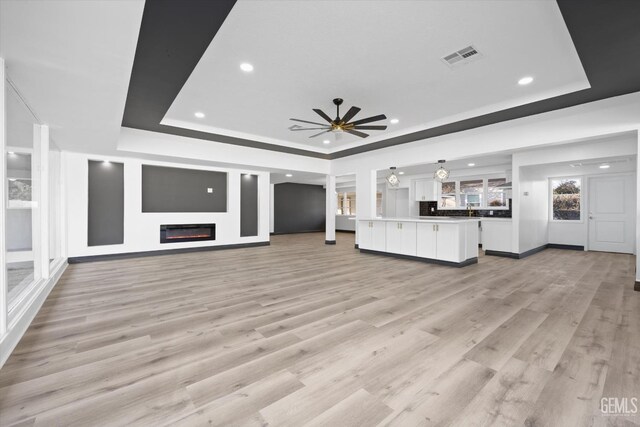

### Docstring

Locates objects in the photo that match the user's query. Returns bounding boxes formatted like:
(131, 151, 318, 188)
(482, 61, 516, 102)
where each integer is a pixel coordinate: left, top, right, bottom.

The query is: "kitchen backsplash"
(419, 199, 512, 218)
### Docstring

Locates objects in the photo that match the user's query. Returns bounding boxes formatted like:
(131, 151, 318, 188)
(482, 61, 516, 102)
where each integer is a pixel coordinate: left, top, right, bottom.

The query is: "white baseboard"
(0, 258, 67, 369)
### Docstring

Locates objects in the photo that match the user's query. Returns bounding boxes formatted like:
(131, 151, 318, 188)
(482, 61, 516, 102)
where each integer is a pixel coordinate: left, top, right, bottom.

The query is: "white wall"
(119, 127, 330, 175)
(65, 151, 270, 257)
(514, 134, 637, 250)
(269, 183, 275, 233)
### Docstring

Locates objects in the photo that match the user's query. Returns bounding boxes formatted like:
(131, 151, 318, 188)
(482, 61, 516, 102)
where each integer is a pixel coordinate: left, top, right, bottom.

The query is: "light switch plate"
(207, 188, 213, 193)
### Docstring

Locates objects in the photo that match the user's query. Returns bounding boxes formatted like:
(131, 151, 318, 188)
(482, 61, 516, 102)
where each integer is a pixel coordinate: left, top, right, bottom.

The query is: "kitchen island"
(358, 217, 479, 267)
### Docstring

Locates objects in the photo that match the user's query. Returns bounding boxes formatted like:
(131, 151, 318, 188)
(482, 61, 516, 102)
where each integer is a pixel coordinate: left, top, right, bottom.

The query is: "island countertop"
(360, 216, 480, 223)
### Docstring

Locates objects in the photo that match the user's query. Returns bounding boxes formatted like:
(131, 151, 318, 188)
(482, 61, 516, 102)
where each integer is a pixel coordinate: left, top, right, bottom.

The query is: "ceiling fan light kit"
(289, 98, 387, 140)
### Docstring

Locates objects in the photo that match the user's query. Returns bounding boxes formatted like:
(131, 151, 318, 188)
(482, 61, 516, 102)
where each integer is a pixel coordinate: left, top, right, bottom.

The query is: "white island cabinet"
(358, 218, 479, 267)
(385, 221, 417, 256)
(358, 220, 386, 252)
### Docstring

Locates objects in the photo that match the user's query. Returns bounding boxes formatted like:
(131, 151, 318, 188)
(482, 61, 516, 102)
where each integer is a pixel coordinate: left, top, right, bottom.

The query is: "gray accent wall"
(274, 183, 325, 234)
(240, 174, 258, 237)
(88, 160, 124, 246)
(141, 165, 227, 213)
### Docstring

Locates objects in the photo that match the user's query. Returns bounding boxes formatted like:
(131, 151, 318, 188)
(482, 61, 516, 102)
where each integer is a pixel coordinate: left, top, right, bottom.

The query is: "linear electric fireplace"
(160, 224, 216, 244)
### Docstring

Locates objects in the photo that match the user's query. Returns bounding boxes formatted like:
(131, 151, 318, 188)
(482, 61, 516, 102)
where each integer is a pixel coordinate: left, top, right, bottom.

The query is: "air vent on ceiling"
(442, 45, 482, 68)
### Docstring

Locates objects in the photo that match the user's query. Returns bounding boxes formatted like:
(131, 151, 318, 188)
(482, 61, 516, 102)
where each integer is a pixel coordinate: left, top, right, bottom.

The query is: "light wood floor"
(1, 232, 638, 426)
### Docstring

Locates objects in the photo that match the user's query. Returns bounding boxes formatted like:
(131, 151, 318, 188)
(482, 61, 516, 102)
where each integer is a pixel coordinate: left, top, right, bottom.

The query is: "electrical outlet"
(489, 210, 493, 215)
(207, 188, 213, 193)
(430, 207, 435, 212)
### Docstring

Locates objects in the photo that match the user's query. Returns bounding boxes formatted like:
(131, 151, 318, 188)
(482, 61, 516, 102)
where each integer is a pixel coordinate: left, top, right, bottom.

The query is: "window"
(336, 191, 382, 216)
(460, 180, 483, 208)
(438, 176, 509, 209)
(551, 178, 581, 220)
(337, 192, 356, 215)
(440, 181, 456, 208)
(487, 178, 507, 207)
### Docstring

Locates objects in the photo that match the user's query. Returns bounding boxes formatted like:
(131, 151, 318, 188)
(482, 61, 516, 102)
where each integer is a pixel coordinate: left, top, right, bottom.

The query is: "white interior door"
(588, 174, 635, 254)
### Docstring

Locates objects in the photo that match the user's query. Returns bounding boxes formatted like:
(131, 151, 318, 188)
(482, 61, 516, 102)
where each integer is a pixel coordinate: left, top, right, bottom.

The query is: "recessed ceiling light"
(9, 178, 16, 182)
(323, 140, 330, 144)
(285, 173, 293, 177)
(8, 151, 15, 155)
(467, 163, 475, 167)
(599, 164, 610, 169)
(518, 76, 534, 85)
(194, 112, 205, 119)
(103, 160, 111, 165)
(240, 63, 254, 72)
(398, 171, 405, 175)
(390, 118, 399, 124)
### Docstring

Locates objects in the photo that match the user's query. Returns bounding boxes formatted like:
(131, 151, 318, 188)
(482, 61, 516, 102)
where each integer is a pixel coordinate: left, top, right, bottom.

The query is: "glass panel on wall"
(5, 81, 39, 311)
(551, 178, 581, 220)
(460, 179, 483, 208)
(440, 181, 456, 208)
(487, 178, 508, 207)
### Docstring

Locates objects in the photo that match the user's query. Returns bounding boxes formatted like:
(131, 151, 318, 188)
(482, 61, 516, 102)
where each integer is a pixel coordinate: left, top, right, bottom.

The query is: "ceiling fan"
(289, 98, 387, 139)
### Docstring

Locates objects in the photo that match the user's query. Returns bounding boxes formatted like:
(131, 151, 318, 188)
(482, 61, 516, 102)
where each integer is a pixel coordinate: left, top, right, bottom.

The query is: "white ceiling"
(164, 0, 588, 154)
(0, 0, 144, 153)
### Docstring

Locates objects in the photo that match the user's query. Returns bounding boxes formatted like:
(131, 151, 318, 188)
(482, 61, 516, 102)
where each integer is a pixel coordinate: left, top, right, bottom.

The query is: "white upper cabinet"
(414, 179, 437, 202)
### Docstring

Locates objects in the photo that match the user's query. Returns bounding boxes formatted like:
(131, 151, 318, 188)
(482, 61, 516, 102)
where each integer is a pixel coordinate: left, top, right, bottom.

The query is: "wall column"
(635, 129, 640, 290)
(355, 168, 377, 246)
(325, 175, 336, 244)
(0, 58, 7, 335)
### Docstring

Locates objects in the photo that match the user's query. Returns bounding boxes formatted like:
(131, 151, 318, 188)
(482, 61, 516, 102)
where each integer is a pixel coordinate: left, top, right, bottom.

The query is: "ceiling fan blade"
(345, 129, 369, 138)
(313, 108, 334, 124)
(289, 127, 331, 131)
(349, 114, 387, 126)
(340, 106, 361, 124)
(352, 125, 387, 130)
(309, 129, 332, 138)
(289, 118, 328, 126)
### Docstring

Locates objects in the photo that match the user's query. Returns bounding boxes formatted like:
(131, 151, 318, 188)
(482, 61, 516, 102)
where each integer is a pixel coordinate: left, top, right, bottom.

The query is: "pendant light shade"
(386, 167, 400, 187)
(434, 160, 450, 182)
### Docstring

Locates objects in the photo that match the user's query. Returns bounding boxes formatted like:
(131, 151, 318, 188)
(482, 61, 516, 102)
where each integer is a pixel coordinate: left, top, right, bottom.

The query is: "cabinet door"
(416, 223, 437, 259)
(358, 221, 372, 250)
(385, 222, 402, 254)
(400, 221, 417, 256)
(423, 180, 436, 201)
(414, 180, 426, 201)
(371, 221, 387, 251)
(436, 223, 462, 262)
(482, 222, 513, 253)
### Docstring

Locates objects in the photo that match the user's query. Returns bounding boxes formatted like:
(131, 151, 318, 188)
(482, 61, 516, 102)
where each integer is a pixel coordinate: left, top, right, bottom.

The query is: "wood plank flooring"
(0, 232, 638, 426)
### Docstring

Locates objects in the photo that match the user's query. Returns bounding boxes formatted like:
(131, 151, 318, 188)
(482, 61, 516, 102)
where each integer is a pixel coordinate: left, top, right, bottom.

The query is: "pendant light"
(433, 160, 450, 182)
(386, 167, 400, 187)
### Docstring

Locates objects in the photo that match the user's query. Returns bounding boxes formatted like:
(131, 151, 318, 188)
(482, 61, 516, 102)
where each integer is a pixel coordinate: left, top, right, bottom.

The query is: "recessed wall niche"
(141, 165, 227, 213)
(88, 160, 124, 246)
